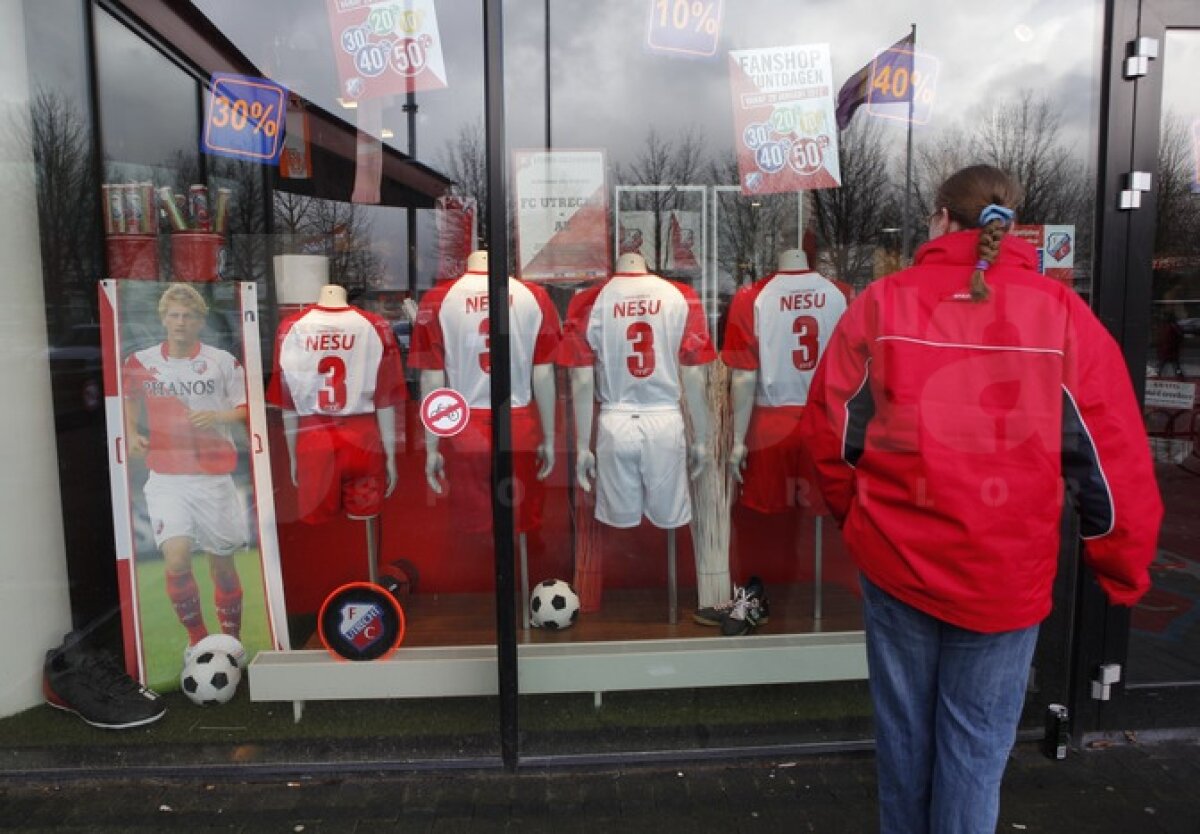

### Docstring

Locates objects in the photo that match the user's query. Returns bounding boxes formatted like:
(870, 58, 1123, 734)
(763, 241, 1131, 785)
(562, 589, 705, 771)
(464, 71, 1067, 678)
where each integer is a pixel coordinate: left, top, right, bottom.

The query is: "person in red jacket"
(801, 165, 1162, 834)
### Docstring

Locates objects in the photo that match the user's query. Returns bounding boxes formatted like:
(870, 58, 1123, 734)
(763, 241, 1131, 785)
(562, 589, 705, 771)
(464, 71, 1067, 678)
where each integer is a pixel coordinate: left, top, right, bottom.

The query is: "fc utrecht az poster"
(514, 150, 609, 282)
(728, 44, 842, 195)
(327, 0, 448, 102)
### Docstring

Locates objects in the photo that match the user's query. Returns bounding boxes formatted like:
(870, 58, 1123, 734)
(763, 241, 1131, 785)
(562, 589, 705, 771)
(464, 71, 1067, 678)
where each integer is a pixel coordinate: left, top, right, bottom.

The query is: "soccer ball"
(180, 649, 242, 706)
(530, 579, 580, 630)
(186, 633, 246, 668)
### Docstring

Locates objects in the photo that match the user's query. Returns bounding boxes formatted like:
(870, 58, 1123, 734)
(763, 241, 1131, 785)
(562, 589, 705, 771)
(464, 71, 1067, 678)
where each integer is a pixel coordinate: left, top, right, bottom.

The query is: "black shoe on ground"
(43, 634, 166, 730)
(694, 576, 771, 627)
(720, 577, 770, 636)
(693, 596, 737, 626)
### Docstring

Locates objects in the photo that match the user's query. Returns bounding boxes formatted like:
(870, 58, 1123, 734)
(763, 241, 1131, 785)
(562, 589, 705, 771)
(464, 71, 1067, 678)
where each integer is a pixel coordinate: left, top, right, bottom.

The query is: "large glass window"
(487, 0, 1108, 754)
(2, 0, 1118, 768)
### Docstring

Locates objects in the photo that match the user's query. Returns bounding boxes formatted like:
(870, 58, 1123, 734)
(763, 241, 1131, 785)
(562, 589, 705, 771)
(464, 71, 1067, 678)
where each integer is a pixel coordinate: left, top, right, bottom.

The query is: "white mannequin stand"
(281, 283, 398, 583)
(729, 248, 823, 619)
(420, 250, 557, 628)
(572, 252, 710, 624)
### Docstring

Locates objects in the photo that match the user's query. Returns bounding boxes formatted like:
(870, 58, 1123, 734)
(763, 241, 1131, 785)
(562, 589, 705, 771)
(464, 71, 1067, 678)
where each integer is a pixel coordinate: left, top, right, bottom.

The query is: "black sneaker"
(43, 634, 166, 730)
(693, 595, 737, 626)
(695, 577, 770, 627)
(720, 578, 770, 636)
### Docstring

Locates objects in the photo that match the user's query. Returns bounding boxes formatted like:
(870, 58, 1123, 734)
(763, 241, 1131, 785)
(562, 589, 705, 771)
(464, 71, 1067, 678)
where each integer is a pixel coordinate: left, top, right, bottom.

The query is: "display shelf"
(248, 582, 868, 720)
(248, 632, 867, 722)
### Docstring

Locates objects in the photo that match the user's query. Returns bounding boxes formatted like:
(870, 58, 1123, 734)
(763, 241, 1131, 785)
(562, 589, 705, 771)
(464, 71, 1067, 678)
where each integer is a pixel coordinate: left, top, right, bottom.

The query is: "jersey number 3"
(626, 322, 656, 378)
(478, 318, 491, 373)
(317, 355, 347, 411)
(792, 315, 819, 371)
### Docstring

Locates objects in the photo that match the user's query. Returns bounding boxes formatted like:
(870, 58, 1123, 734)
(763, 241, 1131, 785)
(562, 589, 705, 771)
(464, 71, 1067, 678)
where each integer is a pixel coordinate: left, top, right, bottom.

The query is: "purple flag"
(835, 32, 915, 131)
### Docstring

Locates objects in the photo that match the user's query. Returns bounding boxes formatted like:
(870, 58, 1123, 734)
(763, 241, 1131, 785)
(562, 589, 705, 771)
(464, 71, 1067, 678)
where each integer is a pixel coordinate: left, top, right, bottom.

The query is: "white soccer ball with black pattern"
(530, 579, 580, 630)
(180, 649, 242, 706)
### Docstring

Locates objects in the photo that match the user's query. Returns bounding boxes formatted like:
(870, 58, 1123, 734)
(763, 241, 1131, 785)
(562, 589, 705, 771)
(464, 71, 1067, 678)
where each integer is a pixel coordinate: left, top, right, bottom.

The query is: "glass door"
(1082, 0, 1200, 732)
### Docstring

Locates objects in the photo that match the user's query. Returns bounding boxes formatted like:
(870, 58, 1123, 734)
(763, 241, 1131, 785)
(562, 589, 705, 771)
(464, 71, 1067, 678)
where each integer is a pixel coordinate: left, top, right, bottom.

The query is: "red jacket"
(801, 230, 1162, 632)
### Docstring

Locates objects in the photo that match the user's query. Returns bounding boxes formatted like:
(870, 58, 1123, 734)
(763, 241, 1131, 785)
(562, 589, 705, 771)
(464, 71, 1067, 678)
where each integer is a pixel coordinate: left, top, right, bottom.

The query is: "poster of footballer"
(728, 44, 842, 195)
(326, 0, 448, 102)
(100, 280, 288, 692)
(514, 149, 610, 282)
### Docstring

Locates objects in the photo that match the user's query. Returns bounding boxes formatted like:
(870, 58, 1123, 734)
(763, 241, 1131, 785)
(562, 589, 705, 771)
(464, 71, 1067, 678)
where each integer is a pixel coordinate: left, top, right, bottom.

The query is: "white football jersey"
(561, 273, 715, 409)
(721, 271, 850, 407)
(123, 342, 246, 474)
(409, 272, 561, 409)
(269, 305, 404, 417)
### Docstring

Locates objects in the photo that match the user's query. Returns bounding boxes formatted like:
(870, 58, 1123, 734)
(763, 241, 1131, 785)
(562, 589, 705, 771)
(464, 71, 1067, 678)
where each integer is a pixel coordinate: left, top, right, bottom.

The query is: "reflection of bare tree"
(813, 116, 898, 288)
(22, 90, 102, 337)
(710, 157, 796, 290)
(439, 120, 488, 246)
(272, 192, 384, 294)
(971, 92, 1090, 225)
(615, 127, 708, 272)
(914, 91, 1092, 255)
(1155, 111, 1200, 258)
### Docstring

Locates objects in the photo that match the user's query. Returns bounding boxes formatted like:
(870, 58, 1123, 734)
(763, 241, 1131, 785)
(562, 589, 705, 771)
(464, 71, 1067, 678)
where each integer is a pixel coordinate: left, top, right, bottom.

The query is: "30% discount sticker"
(202, 73, 287, 164)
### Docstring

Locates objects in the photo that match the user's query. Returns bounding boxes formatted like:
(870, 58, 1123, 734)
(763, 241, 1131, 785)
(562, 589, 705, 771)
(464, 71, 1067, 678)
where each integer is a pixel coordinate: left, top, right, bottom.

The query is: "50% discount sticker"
(202, 73, 287, 164)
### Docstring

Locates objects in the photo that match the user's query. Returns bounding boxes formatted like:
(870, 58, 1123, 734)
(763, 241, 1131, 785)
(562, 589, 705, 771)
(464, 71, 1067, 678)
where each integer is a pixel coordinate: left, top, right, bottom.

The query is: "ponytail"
(934, 165, 1022, 304)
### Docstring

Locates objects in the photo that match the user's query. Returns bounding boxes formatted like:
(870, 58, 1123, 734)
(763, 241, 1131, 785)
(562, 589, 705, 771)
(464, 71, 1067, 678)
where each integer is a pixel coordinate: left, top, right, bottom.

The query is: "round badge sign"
(318, 582, 406, 662)
(420, 387, 469, 438)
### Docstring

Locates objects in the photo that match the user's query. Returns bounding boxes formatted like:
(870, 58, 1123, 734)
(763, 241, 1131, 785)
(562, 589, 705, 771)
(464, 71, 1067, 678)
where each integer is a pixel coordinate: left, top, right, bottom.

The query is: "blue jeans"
(860, 575, 1039, 834)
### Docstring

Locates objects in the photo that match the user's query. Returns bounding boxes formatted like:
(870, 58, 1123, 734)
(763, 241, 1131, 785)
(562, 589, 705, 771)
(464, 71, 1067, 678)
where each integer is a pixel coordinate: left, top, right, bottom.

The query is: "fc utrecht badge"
(340, 602, 385, 650)
(318, 582, 405, 661)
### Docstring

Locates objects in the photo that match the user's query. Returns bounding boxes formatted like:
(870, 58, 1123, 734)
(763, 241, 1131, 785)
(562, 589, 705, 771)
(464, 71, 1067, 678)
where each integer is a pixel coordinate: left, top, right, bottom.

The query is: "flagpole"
(902, 22, 916, 263)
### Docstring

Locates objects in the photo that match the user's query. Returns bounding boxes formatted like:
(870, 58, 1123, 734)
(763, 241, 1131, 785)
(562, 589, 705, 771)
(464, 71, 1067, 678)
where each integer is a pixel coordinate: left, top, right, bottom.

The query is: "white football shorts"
(143, 472, 248, 556)
(594, 407, 691, 529)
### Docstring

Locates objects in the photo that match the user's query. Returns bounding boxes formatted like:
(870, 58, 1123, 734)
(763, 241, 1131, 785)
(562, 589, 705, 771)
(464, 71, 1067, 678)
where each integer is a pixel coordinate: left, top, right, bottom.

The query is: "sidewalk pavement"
(0, 737, 1196, 833)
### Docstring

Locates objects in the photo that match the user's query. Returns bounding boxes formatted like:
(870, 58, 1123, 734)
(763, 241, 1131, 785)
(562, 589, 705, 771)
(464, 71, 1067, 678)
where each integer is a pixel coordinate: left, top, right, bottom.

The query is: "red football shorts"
(738, 405, 826, 515)
(443, 405, 545, 534)
(295, 414, 386, 524)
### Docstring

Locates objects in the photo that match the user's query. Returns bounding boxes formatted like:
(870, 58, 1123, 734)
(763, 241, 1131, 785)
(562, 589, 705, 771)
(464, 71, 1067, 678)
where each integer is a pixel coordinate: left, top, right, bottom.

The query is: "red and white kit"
(559, 272, 716, 528)
(267, 305, 406, 523)
(722, 270, 852, 513)
(408, 270, 561, 533)
(123, 342, 248, 553)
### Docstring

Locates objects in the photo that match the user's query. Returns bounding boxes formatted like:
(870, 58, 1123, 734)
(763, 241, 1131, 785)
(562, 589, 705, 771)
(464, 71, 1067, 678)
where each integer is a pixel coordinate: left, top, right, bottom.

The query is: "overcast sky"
(187, 0, 1106, 175)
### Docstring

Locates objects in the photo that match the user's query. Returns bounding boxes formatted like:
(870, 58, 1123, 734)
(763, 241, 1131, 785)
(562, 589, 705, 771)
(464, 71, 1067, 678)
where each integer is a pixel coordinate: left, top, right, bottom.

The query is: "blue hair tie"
(978, 204, 1014, 227)
(974, 260, 991, 272)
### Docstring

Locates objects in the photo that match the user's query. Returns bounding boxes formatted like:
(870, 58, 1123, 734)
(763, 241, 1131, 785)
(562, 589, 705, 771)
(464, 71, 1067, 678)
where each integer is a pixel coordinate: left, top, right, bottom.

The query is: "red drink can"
(139, 182, 157, 234)
(188, 185, 211, 232)
(213, 187, 232, 237)
(158, 187, 188, 232)
(101, 184, 117, 235)
(124, 184, 145, 235)
(106, 183, 126, 234)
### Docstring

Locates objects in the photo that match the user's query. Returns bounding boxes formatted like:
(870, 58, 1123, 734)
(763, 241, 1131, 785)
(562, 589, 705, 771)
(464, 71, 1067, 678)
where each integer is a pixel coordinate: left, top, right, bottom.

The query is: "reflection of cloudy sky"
(189, 0, 1103, 175)
(1163, 32, 1200, 125)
